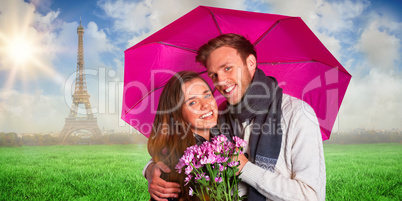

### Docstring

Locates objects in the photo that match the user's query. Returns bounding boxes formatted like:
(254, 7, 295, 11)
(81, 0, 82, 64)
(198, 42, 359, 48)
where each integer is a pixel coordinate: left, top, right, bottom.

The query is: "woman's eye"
(189, 101, 196, 106)
(205, 94, 211, 98)
(210, 74, 217, 79)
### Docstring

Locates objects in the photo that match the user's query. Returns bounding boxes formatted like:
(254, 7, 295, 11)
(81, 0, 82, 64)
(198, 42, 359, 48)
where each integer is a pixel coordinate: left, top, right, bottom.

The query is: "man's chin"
(226, 96, 241, 105)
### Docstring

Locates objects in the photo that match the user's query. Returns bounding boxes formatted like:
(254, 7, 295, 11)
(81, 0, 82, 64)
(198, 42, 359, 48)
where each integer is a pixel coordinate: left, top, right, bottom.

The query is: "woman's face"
(181, 78, 218, 133)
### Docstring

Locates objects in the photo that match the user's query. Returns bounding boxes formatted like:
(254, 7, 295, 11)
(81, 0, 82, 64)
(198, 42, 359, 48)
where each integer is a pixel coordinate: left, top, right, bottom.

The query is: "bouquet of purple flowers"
(175, 135, 247, 201)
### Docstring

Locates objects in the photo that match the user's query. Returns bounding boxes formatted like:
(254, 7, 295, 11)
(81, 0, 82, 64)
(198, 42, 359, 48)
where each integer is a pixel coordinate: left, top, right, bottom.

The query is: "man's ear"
(246, 54, 257, 73)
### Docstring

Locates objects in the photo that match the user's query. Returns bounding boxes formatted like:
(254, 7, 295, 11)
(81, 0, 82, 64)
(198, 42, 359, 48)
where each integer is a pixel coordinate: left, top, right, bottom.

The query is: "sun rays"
(0, 1, 64, 93)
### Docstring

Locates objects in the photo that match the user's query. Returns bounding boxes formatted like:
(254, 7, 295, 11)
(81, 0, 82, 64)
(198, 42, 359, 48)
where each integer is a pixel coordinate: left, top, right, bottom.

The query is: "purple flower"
(228, 161, 239, 167)
(195, 172, 206, 181)
(185, 164, 193, 175)
(212, 135, 228, 145)
(189, 187, 194, 196)
(200, 153, 218, 164)
(193, 161, 202, 169)
(175, 160, 186, 173)
(216, 155, 229, 163)
(175, 133, 244, 199)
(233, 136, 247, 148)
(184, 175, 192, 186)
(215, 177, 223, 183)
(219, 164, 225, 172)
(213, 143, 223, 153)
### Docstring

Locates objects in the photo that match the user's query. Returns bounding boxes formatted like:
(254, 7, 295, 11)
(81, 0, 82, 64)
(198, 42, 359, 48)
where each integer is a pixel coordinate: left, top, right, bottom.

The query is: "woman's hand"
(146, 161, 181, 201)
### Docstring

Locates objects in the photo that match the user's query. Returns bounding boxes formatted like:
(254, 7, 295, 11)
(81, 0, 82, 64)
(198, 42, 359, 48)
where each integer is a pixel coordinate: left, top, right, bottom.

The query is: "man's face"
(206, 46, 254, 105)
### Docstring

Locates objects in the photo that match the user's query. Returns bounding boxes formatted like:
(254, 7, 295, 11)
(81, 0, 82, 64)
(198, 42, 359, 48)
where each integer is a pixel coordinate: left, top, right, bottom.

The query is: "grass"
(324, 143, 401, 201)
(0, 143, 400, 200)
(0, 145, 150, 200)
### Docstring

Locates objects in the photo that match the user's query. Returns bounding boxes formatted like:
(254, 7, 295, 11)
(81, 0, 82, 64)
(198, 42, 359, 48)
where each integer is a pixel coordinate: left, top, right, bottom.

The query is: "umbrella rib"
(258, 60, 351, 76)
(257, 60, 318, 65)
(206, 7, 222, 34)
(253, 17, 296, 46)
(157, 42, 198, 53)
(123, 71, 209, 116)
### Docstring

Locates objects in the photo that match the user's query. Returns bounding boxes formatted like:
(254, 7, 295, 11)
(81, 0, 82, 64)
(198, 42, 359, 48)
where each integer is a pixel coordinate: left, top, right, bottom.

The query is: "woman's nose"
(200, 99, 210, 110)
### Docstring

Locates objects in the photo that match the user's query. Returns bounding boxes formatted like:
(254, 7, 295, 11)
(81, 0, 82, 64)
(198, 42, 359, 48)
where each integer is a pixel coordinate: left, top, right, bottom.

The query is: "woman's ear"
(246, 54, 257, 73)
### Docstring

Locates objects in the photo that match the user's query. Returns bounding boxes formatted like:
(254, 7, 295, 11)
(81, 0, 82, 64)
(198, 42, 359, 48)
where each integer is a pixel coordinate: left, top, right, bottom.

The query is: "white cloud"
(355, 17, 401, 71)
(315, 32, 342, 61)
(98, 0, 246, 48)
(0, 0, 58, 74)
(341, 10, 402, 130)
(0, 89, 69, 132)
(98, 0, 153, 34)
(261, 0, 369, 33)
(254, 0, 367, 63)
(340, 68, 402, 130)
(29, 0, 53, 13)
(84, 21, 117, 67)
(315, 0, 368, 33)
(52, 21, 78, 60)
(260, 0, 318, 27)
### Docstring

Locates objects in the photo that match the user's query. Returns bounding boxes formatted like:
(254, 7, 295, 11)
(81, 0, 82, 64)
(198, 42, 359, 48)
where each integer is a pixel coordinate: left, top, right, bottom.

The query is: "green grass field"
(0, 143, 400, 200)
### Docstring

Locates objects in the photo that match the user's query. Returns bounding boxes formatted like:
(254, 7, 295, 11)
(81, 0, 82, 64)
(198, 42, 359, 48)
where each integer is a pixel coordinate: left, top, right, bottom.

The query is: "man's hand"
(231, 151, 249, 175)
(146, 161, 181, 201)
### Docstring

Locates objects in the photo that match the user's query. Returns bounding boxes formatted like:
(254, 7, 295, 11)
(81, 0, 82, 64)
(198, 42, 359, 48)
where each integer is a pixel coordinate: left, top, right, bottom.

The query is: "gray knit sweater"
(238, 93, 326, 201)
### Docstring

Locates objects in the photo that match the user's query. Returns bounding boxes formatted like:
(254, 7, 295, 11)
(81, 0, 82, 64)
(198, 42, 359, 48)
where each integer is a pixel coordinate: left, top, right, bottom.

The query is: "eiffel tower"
(59, 19, 102, 144)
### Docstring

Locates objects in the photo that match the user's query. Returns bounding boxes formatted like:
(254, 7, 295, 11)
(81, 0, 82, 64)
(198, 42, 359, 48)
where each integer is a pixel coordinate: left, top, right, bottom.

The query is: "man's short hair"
(196, 33, 257, 67)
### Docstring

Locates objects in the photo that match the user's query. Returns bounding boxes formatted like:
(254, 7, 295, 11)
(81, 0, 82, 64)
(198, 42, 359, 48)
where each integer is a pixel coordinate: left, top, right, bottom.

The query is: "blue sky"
(0, 0, 401, 133)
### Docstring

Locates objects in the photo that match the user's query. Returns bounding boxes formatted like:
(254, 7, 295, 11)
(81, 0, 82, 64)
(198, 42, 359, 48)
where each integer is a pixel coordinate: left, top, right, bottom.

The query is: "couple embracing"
(144, 34, 326, 201)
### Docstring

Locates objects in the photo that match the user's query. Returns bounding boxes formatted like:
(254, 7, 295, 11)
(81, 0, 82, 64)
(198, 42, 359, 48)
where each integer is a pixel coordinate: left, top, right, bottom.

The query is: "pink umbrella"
(122, 6, 351, 140)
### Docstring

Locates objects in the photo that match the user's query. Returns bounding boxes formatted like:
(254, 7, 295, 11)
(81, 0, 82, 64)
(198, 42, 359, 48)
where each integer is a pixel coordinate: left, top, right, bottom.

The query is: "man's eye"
(225, 67, 231, 71)
(210, 74, 217, 79)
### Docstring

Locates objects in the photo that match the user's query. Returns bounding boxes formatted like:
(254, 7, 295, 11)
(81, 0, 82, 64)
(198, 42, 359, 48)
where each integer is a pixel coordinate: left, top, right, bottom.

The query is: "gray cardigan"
(238, 93, 326, 201)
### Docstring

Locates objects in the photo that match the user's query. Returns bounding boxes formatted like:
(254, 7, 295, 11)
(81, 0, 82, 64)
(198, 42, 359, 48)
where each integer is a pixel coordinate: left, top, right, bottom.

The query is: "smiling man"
(197, 33, 325, 201)
(204, 45, 254, 106)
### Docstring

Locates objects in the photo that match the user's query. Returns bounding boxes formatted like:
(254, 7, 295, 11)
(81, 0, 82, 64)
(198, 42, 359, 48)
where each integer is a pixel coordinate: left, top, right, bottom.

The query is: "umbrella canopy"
(122, 6, 351, 140)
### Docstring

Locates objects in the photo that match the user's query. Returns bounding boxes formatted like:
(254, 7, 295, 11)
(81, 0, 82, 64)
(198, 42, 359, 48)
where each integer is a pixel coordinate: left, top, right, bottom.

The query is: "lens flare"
(0, 3, 64, 93)
(4, 35, 36, 68)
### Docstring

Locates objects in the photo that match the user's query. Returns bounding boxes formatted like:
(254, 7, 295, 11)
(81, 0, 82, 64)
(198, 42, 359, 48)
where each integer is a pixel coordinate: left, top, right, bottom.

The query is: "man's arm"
(143, 159, 181, 201)
(238, 103, 326, 201)
(142, 159, 154, 177)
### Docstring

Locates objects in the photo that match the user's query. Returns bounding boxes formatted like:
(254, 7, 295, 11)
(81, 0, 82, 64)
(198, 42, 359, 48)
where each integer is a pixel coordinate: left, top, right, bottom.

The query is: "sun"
(0, 0, 67, 92)
(0, 30, 64, 92)
(5, 35, 35, 67)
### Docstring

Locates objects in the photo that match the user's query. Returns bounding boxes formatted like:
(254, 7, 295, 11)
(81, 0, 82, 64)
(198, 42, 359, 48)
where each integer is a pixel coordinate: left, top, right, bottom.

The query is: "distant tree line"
(1, 130, 401, 146)
(0, 132, 149, 146)
(324, 130, 402, 144)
